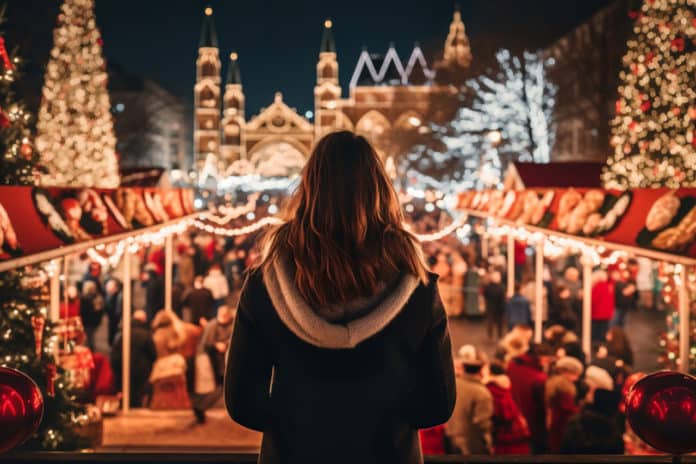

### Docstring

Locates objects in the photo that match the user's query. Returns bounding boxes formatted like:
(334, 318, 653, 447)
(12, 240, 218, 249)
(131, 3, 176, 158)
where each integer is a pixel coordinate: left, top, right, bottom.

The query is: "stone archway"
(248, 140, 307, 177)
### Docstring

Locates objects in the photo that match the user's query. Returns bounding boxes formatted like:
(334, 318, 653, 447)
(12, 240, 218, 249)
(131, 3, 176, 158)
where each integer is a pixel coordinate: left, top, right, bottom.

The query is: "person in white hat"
(445, 345, 493, 455)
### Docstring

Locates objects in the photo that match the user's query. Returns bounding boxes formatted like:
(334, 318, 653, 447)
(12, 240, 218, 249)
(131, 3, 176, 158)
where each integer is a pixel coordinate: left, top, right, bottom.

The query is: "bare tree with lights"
(602, 0, 696, 189)
(402, 49, 555, 191)
(36, 0, 119, 188)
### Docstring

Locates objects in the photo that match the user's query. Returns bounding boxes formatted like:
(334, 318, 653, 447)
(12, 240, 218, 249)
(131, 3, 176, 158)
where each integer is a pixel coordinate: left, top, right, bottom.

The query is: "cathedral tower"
(221, 51, 246, 167)
(194, 6, 222, 170)
(314, 19, 342, 138)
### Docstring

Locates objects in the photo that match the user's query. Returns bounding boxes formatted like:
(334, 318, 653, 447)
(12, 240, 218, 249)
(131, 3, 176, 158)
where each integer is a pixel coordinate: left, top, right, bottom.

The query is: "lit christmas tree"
(36, 0, 119, 188)
(0, 268, 87, 450)
(602, 0, 696, 189)
(0, 6, 40, 185)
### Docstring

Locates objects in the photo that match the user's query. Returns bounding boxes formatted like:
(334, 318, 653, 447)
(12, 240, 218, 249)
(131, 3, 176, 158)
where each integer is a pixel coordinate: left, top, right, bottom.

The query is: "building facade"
(542, 0, 635, 162)
(193, 7, 472, 177)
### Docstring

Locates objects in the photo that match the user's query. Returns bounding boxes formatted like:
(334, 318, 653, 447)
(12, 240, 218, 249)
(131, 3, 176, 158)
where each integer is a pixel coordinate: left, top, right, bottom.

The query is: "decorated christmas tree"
(602, 0, 696, 189)
(0, 5, 40, 185)
(0, 268, 87, 450)
(36, 0, 119, 188)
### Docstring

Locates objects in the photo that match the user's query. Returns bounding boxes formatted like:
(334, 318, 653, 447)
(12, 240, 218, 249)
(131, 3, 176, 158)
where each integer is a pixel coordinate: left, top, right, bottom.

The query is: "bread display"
(79, 189, 109, 235)
(517, 191, 540, 224)
(646, 192, 680, 232)
(557, 189, 583, 231)
(560, 190, 606, 235)
(531, 190, 555, 225)
(499, 191, 517, 217)
(596, 193, 631, 234)
(652, 205, 696, 251)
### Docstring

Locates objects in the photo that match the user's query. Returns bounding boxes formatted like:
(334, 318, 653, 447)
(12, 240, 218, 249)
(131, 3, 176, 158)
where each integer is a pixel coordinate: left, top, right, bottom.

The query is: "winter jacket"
(486, 375, 530, 455)
(545, 374, 579, 453)
(505, 294, 532, 329)
(591, 280, 615, 321)
(181, 287, 215, 323)
(111, 320, 157, 406)
(614, 279, 638, 310)
(224, 255, 455, 464)
(446, 373, 493, 455)
(507, 354, 547, 453)
(483, 282, 506, 316)
(560, 401, 624, 454)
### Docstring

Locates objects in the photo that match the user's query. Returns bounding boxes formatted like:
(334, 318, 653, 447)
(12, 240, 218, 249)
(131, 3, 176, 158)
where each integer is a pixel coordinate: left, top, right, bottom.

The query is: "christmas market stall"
(0, 185, 199, 449)
(458, 187, 696, 373)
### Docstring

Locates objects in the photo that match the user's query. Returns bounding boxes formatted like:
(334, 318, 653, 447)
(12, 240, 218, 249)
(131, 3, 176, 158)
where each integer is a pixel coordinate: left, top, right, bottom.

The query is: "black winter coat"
(225, 263, 455, 464)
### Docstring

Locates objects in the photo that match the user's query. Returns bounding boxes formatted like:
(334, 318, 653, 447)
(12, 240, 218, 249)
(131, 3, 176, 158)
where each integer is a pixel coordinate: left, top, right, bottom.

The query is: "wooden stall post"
(49, 259, 61, 322)
(164, 234, 173, 313)
(534, 237, 545, 344)
(481, 231, 489, 262)
(122, 250, 132, 414)
(582, 256, 593, 359)
(507, 234, 515, 298)
(679, 265, 690, 374)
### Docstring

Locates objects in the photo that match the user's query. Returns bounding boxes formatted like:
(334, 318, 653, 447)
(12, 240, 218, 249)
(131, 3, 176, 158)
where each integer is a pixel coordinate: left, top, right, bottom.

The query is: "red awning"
(507, 162, 603, 189)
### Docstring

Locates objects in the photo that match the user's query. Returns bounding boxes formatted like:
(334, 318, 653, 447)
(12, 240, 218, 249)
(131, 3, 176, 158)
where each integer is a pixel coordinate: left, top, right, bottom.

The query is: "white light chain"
(191, 216, 283, 237)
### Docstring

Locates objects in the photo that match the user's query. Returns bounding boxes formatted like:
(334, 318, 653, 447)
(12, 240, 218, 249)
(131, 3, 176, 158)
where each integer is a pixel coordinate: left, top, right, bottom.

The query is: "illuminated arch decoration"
(248, 138, 308, 178)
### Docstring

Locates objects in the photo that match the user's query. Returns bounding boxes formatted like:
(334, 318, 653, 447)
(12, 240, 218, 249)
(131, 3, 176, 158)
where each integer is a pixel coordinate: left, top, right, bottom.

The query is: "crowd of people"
(58, 203, 662, 453)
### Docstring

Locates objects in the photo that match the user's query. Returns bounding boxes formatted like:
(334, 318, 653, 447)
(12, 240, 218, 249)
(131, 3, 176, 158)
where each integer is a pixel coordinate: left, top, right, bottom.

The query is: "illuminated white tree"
(36, 0, 119, 188)
(602, 0, 696, 189)
(402, 49, 555, 191)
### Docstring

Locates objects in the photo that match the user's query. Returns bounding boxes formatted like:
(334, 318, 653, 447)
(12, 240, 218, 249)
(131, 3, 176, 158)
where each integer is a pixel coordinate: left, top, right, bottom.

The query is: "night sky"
(7, 0, 616, 117)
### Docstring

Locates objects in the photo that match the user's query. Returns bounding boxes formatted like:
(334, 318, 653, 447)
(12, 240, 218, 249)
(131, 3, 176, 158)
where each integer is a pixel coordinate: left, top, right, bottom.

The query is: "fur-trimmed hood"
(262, 253, 419, 349)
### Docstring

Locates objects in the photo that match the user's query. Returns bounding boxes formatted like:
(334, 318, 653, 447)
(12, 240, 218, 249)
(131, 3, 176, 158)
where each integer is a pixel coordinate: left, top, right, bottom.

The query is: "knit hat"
(585, 365, 614, 391)
(457, 344, 486, 367)
(556, 356, 583, 376)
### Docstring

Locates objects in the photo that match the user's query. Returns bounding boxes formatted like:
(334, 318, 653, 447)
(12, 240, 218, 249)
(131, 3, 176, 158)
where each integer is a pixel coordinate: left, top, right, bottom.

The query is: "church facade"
(193, 6, 472, 177)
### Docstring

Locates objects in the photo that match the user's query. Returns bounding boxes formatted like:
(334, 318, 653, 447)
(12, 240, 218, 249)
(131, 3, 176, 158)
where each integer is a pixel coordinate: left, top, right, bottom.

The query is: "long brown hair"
(259, 131, 428, 308)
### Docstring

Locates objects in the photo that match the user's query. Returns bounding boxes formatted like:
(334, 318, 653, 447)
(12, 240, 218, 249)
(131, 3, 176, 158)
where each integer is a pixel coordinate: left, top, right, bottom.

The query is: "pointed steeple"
(442, 4, 472, 68)
(199, 6, 218, 48)
(226, 51, 242, 85)
(320, 19, 336, 53)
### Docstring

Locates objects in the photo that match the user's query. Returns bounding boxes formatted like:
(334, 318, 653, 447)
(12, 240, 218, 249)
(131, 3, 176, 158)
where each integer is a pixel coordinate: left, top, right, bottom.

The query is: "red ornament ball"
(626, 371, 696, 454)
(0, 367, 44, 453)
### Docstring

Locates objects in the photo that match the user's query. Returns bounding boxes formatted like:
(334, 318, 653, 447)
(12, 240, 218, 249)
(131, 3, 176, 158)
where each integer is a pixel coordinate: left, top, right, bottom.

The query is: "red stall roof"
(505, 162, 604, 189)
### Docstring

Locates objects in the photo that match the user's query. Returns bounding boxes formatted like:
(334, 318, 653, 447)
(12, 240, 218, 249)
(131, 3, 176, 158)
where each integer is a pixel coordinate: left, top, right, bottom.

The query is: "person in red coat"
(507, 344, 548, 454)
(591, 269, 615, 343)
(514, 240, 527, 282)
(486, 362, 531, 454)
(545, 356, 583, 453)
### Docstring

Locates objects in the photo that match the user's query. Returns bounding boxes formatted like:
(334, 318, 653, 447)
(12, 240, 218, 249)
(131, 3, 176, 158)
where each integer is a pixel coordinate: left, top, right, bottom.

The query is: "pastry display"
(33, 189, 75, 243)
(103, 193, 131, 230)
(487, 190, 504, 215)
(652, 205, 696, 251)
(582, 213, 602, 236)
(163, 190, 184, 218)
(144, 191, 170, 222)
(181, 189, 195, 214)
(0, 202, 21, 256)
(60, 198, 92, 241)
(499, 191, 517, 217)
(78, 189, 109, 236)
(646, 192, 680, 232)
(560, 190, 606, 235)
(517, 191, 540, 224)
(595, 192, 632, 235)
(557, 189, 583, 231)
(132, 191, 155, 227)
(531, 190, 555, 225)
(115, 189, 154, 228)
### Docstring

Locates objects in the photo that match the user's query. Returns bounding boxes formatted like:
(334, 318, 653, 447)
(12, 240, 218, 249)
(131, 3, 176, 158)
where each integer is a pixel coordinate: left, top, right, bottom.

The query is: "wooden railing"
(3, 452, 691, 464)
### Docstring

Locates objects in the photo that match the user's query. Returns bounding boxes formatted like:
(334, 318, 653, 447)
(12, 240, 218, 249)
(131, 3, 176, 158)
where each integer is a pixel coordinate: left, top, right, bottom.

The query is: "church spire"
(199, 6, 218, 48)
(226, 51, 242, 85)
(320, 19, 336, 53)
(442, 5, 472, 68)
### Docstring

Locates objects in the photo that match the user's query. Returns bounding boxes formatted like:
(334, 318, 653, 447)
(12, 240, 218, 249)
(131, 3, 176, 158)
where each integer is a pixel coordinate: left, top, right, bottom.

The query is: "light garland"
(192, 216, 283, 237)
